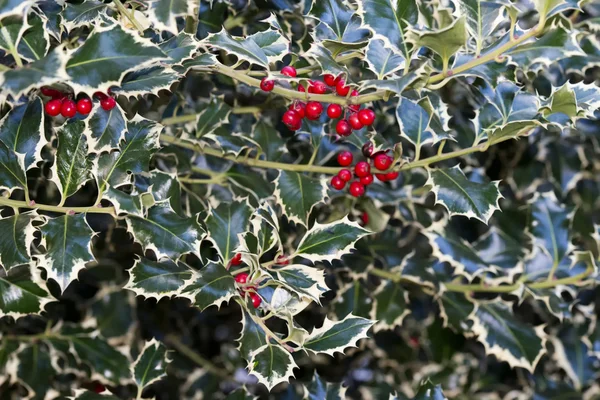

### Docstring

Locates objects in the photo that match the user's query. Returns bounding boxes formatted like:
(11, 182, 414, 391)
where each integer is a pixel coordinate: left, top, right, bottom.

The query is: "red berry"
(348, 90, 360, 112)
(373, 153, 393, 171)
(336, 120, 352, 136)
(289, 121, 302, 131)
(234, 272, 249, 284)
(354, 161, 370, 178)
(305, 101, 323, 120)
(323, 74, 337, 86)
(327, 104, 342, 119)
(298, 84, 305, 92)
(338, 169, 352, 182)
(281, 66, 297, 77)
(260, 77, 275, 92)
(376, 173, 388, 182)
(93, 383, 106, 394)
(331, 175, 345, 190)
(361, 212, 369, 225)
(276, 255, 290, 265)
(385, 171, 399, 181)
(45, 99, 62, 117)
(61, 100, 77, 118)
(362, 142, 374, 158)
(41, 87, 63, 98)
(250, 292, 262, 308)
(337, 151, 353, 167)
(360, 174, 374, 185)
(93, 91, 108, 100)
(336, 79, 350, 96)
(349, 181, 365, 197)
(289, 102, 305, 119)
(308, 80, 327, 94)
(282, 110, 301, 128)
(100, 97, 116, 111)
(231, 253, 243, 266)
(358, 109, 376, 126)
(348, 113, 364, 130)
(76, 98, 93, 115)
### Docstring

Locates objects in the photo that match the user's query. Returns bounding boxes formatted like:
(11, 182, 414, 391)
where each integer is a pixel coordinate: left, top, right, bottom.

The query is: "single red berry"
(362, 142, 374, 158)
(360, 174, 374, 185)
(276, 255, 290, 265)
(41, 87, 63, 98)
(323, 74, 337, 86)
(289, 120, 302, 131)
(250, 292, 262, 308)
(385, 171, 399, 181)
(76, 98, 93, 115)
(231, 253, 243, 266)
(376, 173, 388, 182)
(361, 212, 369, 225)
(282, 110, 301, 128)
(331, 175, 346, 190)
(93, 383, 106, 394)
(349, 181, 365, 197)
(289, 102, 305, 119)
(358, 109, 376, 126)
(336, 120, 352, 136)
(373, 153, 393, 171)
(354, 161, 370, 178)
(234, 272, 249, 284)
(308, 80, 327, 94)
(281, 66, 297, 77)
(45, 99, 62, 117)
(348, 113, 364, 130)
(338, 169, 352, 182)
(260, 77, 275, 92)
(61, 100, 77, 118)
(100, 97, 116, 111)
(327, 104, 342, 119)
(337, 151, 353, 167)
(305, 101, 323, 120)
(336, 79, 350, 96)
(298, 84, 306, 92)
(93, 91, 108, 100)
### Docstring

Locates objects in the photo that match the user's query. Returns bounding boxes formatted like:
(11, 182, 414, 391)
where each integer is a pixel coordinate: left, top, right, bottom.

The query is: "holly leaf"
(397, 97, 434, 152)
(457, 0, 505, 55)
(365, 38, 406, 79)
(294, 217, 372, 262)
(126, 202, 203, 261)
(38, 214, 95, 294)
(204, 29, 269, 68)
(251, 120, 287, 161)
(304, 43, 347, 76)
(0, 265, 51, 318)
(303, 315, 374, 356)
(204, 199, 252, 265)
(195, 97, 232, 138)
(530, 193, 571, 269)
(333, 280, 373, 320)
(307, 371, 347, 400)
(437, 291, 475, 333)
(248, 344, 297, 391)
(410, 17, 467, 66)
(147, 0, 190, 34)
(61, 0, 110, 31)
(18, 14, 49, 62)
(53, 120, 93, 201)
(427, 165, 502, 224)
(0, 141, 27, 194)
(180, 261, 237, 311)
(0, 212, 38, 272)
(0, 0, 36, 19)
(372, 280, 409, 331)
(159, 32, 198, 64)
(88, 102, 126, 153)
(551, 327, 598, 390)
(270, 264, 329, 303)
(248, 29, 290, 64)
(125, 257, 192, 300)
(239, 308, 267, 361)
(134, 170, 183, 214)
(273, 171, 328, 226)
(132, 339, 169, 392)
(90, 290, 136, 339)
(15, 342, 55, 399)
(65, 24, 166, 92)
(104, 186, 143, 216)
(308, 0, 353, 40)
(114, 66, 181, 98)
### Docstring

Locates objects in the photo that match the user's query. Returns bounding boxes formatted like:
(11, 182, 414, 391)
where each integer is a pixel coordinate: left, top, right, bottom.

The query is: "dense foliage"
(0, 0, 600, 398)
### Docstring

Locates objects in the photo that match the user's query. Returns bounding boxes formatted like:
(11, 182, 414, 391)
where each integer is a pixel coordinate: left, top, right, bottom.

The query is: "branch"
(0, 197, 116, 216)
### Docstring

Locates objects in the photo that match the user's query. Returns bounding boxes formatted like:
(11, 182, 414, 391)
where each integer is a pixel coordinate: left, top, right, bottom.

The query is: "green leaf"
(551, 327, 598, 390)
(373, 280, 409, 331)
(0, 0, 36, 19)
(15, 342, 55, 399)
(0, 340, 18, 383)
(147, 0, 190, 34)
(0, 98, 47, 170)
(304, 43, 347, 77)
(307, 371, 347, 400)
(271, 264, 329, 303)
(126, 202, 203, 261)
(195, 97, 232, 138)
(397, 97, 434, 152)
(65, 24, 166, 92)
(550, 81, 600, 119)
(0, 15, 27, 56)
(135, 170, 183, 215)
(125, 257, 192, 299)
(61, 0, 110, 31)
(114, 66, 181, 98)
(251, 120, 287, 161)
(360, 66, 424, 94)
(204, 199, 252, 265)
(0, 141, 27, 193)
(0, 265, 51, 318)
(90, 290, 136, 339)
(308, 0, 353, 40)
(0, 212, 38, 272)
(531, 193, 571, 268)
(438, 291, 475, 332)
(457, 0, 504, 55)
(333, 280, 373, 320)
(39, 214, 95, 293)
(248, 344, 297, 391)
(413, 379, 448, 399)
(365, 38, 406, 79)
(104, 186, 143, 216)
(411, 17, 467, 67)
(358, 0, 418, 60)
(159, 32, 198, 64)
(239, 308, 267, 361)
(248, 29, 290, 64)
(18, 14, 49, 61)
(295, 217, 372, 262)
(205, 29, 269, 68)
(132, 339, 169, 392)
(427, 165, 501, 224)
(273, 171, 328, 226)
(53, 120, 92, 201)
(180, 261, 237, 311)
(88, 102, 126, 153)
(304, 315, 374, 356)
(534, 0, 569, 19)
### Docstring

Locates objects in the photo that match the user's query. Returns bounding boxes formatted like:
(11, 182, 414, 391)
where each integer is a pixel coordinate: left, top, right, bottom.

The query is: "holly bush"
(1, 0, 600, 398)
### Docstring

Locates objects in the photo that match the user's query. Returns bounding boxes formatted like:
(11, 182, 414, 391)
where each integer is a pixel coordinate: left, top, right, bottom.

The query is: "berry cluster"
(330, 143, 399, 197)
(41, 87, 117, 118)
(230, 253, 262, 308)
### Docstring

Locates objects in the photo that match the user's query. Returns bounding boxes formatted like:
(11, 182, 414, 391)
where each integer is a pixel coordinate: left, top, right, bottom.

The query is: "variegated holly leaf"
(360, 66, 424, 94)
(274, 171, 328, 227)
(18, 14, 49, 62)
(547, 81, 600, 120)
(427, 165, 501, 224)
(358, 0, 418, 60)
(308, 0, 353, 40)
(0, 140, 27, 193)
(135, 170, 183, 214)
(270, 264, 329, 303)
(126, 202, 203, 261)
(53, 120, 92, 201)
(437, 291, 475, 332)
(397, 97, 434, 152)
(0, 212, 37, 272)
(65, 24, 166, 92)
(194, 97, 232, 137)
(61, 0, 110, 31)
(0, 15, 27, 57)
(0, 0, 36, 19)
(104, 186, 143, 216)
(248, 344, 297, 391)
(204, 29, 269, 68)
(333, 280, 373, 320)
(365, 38, 406, 79)
(304, 315, 374, 356)
(410, 17, 467, 67)
(413, 380, 448, 399)
(0, 98, 46, 170)
(251, 120, 287, 161)
(304, 43, 346, 77)
(132, 340, 169, 393)
(470, 301, 547, 371)
(457, 0, 504, 55)
(530, 193, 571, 270)
(14, 342, 55, 399)
(0, 340, 18, 384)
(372, 280, 409, 331)
(96, 116, 162, 193)
(114, 66, 181, 98)
(39, 214, 95, 293)
(294, 217, 372, 262)
(0, 265, 51, 318)
(90, 290, 136, 339)
(147, 0, 190, 34)
(551, 327, 599, 390)
(180, 261, 237, 311)
(125, 257, 192, 299)
(248, 29, 290, 63)
(239, 308, 267, 361)
(87, 102, 126, 153)
(159, 32, 198, 64)
(307, 371, 347, 399)
(204, 199, 252, 265)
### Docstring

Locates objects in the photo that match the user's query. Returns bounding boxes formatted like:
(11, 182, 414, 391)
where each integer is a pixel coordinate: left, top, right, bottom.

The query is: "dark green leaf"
(88, 102, 126, 153)
(147, 0, 189, 34)
(274, 171, 327, 226)
(205, 29, 269, 68)
(54, 120, 92, 201)
(411, 17, 467, 65)
(373, 280, 409, 331)
(333, 280, 373, 320)
(0, 265, 50, 318)
(204, 199, 252, 265)
(304, 315, 374, 356)
(397, 97, 434, 152)
(159, 32, 198, 64)
(16, 343, 55, 400)
(90, 290, 136, 339)
(248, 344, 297, 391)
(307, 371, 346, 400)
(413, 379, 447, 399)
(272, 264, 329, 302)
(438, 291, 475, 332)
(0, 212, 37, 272)
(114, 66, 180, 98)
(180, 261, 237, 311)
(365, 38, 406, 79)
(308, 0, 353, 40)
(125, 258, 192, 299)
(0, 141, 27, 194)
(61, 0, 110, 31)
(0, 98, 46, 170)
(195, 97, 232, 138)
(132, 340, 169, 391)
(18, 14, 49, 61)
(239, 308, 267, 361)
(458, 0, 504, 55)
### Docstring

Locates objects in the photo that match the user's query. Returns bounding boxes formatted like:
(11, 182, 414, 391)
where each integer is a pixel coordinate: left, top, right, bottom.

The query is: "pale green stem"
(113, 0, 145, 33)
(0, 197, 116, 216)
